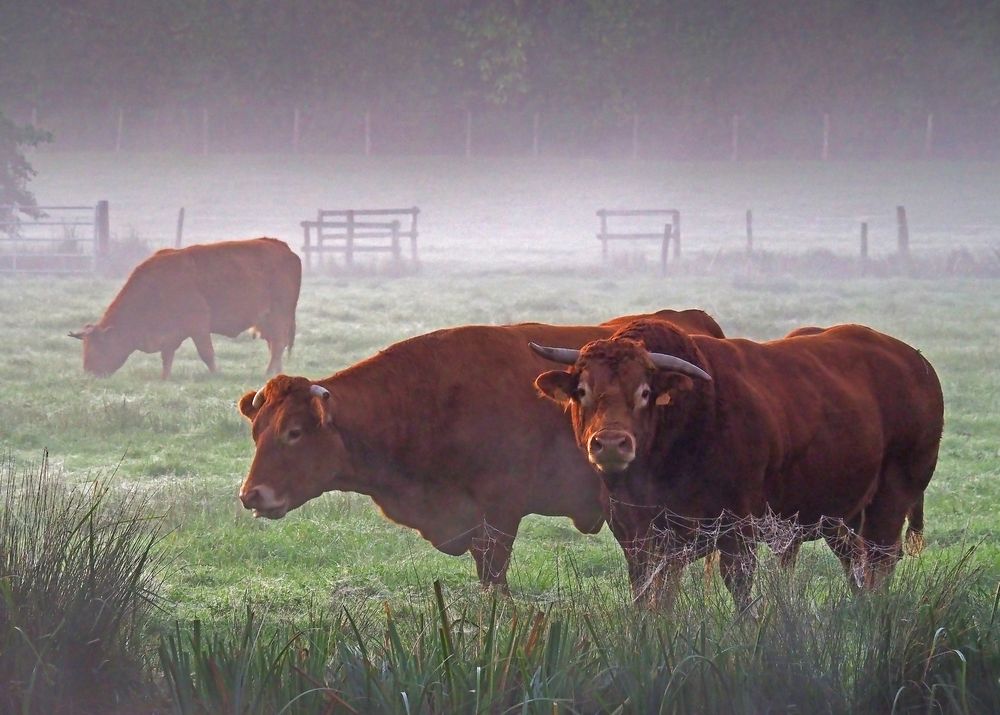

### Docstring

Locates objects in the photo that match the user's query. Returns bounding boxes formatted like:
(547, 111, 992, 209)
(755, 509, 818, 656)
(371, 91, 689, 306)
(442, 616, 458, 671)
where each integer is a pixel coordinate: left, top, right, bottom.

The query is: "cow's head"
(237, 375, 350, 519)
(69, 323, 131, 377)
(531, 328, 711, 476)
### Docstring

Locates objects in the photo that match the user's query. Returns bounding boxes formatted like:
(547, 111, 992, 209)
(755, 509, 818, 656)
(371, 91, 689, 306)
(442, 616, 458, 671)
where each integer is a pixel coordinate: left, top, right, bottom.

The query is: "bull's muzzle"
(588, 430, 636, 473)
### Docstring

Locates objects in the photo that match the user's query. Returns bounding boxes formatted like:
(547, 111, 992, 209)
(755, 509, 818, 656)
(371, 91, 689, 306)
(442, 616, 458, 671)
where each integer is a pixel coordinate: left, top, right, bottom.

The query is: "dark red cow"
(70, 238, 301, 379)
(236, 310, 724, 591)
(532, 320, 943, 608)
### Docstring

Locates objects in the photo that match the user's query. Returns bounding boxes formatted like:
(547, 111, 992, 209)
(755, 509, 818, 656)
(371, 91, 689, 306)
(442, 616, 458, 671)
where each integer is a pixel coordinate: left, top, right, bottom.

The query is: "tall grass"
(160, 551, 1000, 714)
(0, 451, 164, 713)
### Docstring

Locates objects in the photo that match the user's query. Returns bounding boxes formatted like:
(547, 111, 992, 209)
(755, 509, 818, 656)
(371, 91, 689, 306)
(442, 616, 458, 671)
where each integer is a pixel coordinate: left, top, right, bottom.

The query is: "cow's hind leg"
(471, 518, 519, 595)
(265, 338, 284, 376)
(192, 333, 217, 373)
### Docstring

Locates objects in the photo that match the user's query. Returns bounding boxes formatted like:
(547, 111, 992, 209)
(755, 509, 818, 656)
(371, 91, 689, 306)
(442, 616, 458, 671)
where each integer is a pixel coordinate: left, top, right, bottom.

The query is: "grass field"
(2, 154, 999, 711)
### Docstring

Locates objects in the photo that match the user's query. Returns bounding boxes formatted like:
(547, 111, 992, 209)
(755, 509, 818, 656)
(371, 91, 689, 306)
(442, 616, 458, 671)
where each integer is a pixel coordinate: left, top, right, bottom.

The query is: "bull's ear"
(652, 373, 694, 406)
(534, 370, 577, 404)
(238, 391, 261, 420)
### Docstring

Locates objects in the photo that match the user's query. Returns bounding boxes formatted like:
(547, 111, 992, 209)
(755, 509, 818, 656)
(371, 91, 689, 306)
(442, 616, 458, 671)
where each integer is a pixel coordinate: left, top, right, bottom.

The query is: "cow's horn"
(68, 331, 83, 340)
(251, 388, 267, 408)
(647, 352, 712, 381)
(310, 384, 330, 400)
(529, 342, 581, 365)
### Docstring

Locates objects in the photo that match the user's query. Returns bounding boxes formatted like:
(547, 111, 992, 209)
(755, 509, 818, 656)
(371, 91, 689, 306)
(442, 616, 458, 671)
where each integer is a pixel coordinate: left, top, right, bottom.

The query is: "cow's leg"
(160, 346, 178, 380)
(471, 518, 519, 594)
(192, 333, 217, 373)
(265, 338, 284, 375)
(717, 530, 756, 612)
(822, 518, 864, 589)
(858, 485, 911, 591)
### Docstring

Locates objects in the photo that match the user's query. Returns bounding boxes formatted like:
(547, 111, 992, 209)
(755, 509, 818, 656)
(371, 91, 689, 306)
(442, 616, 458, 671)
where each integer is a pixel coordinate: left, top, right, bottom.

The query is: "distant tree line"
(1, 1, 998, 156)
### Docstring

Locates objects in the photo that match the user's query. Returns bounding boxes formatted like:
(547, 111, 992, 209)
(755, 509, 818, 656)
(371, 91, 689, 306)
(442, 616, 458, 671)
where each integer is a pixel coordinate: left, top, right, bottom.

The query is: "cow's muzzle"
(240, 484, 289, 519)
(588, 430, 636, 473)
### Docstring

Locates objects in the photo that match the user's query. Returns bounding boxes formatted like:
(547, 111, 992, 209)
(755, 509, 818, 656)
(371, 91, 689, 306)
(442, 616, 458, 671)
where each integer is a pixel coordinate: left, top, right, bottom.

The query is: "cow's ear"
(652, 373, 694, 406)
(534, 370, 577, 404)
(312, 391, 335, 428)
(238, 391, 260, 420)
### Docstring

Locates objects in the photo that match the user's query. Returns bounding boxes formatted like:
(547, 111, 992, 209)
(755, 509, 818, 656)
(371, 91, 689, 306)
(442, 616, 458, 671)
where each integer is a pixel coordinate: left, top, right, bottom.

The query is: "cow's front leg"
(717, 530, 757, 613)
(471, 518, 518, 595)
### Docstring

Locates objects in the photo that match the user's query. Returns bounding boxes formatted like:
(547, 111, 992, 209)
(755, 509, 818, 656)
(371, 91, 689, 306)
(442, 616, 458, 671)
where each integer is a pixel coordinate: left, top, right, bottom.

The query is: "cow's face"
(70, 324, 131, 377)
(534, 338, 704, 476)
(237, 376, 351, 519)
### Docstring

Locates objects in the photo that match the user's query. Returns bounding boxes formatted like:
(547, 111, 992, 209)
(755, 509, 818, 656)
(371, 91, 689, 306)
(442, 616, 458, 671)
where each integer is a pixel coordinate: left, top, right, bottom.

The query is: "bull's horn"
(529, 342, 581, 365)
(251, 388, 267, 408)
(647, 352, 712, 381)
(310, 384, 330, 400)
(68, 331, 84, 340)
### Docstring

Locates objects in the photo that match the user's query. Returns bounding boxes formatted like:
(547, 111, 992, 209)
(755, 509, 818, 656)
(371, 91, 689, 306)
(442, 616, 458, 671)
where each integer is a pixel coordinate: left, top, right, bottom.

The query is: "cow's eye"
(573, 386, 587, 401)
(641, 388, 651, 401)
(286, 428, 302, 443)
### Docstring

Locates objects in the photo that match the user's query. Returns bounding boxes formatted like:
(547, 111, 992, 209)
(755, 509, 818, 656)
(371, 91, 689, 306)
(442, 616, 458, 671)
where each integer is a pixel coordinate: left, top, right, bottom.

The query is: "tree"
(0, 110, 51, 232)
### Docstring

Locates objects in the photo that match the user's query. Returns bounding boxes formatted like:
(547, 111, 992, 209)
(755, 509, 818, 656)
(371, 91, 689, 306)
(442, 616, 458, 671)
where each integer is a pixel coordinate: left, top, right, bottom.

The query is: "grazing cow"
(70, 238, 301, 379)
(532, 319, 943, 608)
(237, 309, 724, 592)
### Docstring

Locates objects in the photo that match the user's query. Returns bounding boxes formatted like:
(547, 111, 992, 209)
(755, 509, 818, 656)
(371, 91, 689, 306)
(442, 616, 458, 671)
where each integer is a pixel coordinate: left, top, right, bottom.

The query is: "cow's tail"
(288, 314, 296, 356)
(903, 496, 925, 556)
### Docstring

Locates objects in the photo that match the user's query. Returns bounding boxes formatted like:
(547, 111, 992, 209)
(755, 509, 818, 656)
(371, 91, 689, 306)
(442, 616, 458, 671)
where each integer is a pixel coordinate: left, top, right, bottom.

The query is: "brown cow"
(532, 320, 943, 609)
(237, 310, 724, 592)
(70, 238, 301, 379)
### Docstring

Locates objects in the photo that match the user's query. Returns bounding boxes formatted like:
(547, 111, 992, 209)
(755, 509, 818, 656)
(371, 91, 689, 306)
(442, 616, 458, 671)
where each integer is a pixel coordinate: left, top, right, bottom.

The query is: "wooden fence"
(0, 202, 109, 274)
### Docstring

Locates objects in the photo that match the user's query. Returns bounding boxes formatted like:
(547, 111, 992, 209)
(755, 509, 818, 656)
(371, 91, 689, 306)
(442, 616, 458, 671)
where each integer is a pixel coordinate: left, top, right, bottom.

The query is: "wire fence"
(10, 104, 1000, 160)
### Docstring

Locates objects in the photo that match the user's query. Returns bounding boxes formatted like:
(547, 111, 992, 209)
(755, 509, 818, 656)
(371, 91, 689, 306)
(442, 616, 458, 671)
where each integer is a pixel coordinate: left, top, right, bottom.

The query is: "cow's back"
(183, 238, 301, 337)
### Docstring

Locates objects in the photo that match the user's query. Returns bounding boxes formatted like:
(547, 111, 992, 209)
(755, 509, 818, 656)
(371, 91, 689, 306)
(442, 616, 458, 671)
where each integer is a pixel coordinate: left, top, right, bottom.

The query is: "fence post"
(896, 205, 909, 257)
(631, 114, 639, 160)
(660, 224, 670, 276)
(410, 207, 420, 264)
(391, 220, 401, 260)
(532, 112, 540, 157)
(745, 209, 753, 254)
(672, 211, 682, 259)
(364, 109, 371, 156)
(94, 200, 110, 259)
(115, 108, 124, 153)
(346, 209, 355, 267)
(465, 110, 473, 158)
(923, 113, 934, 158)
(175, 207, 185, 248)
(821, 113, 830, 161)
(201, 108, 209, 155)
(598, 209, 608, 261)
(292, 107, 301, 153)
(730, 114, 740, 161)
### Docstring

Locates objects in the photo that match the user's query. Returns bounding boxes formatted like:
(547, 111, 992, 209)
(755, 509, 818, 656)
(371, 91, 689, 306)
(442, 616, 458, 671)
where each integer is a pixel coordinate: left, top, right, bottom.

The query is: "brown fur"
(236, 309, 724, 591)
(73, 238, 300, 379)
(535, 319, 944, 607)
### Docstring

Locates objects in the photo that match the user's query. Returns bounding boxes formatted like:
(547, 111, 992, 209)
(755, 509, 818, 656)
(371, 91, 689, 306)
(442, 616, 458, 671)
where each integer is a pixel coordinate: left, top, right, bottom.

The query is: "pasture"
(1, 153, 999, 712)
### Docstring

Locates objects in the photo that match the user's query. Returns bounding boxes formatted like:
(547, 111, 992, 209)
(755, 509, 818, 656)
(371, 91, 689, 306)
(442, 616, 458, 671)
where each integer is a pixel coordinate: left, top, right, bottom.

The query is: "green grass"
(1, 272, 998, 618)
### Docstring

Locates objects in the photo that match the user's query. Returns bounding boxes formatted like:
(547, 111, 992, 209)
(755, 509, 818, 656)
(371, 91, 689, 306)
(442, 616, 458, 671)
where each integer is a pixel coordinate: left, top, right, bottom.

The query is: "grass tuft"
(0, 451, 165, 713)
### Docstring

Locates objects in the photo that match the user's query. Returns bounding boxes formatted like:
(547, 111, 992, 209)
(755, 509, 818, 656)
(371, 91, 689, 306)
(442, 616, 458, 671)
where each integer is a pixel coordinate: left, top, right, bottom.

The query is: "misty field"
(2, 154, 1000, 712)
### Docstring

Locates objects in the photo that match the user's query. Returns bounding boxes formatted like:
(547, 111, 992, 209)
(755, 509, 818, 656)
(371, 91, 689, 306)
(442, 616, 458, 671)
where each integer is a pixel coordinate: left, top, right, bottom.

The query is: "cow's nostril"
(240, 486, 260, 509)
(615, 436, 631, 451)
(590, 436, 604, 453)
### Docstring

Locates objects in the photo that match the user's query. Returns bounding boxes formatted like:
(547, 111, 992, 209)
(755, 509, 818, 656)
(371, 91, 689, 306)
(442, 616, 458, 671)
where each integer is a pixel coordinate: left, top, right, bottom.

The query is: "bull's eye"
(641, 388, 651, 400)
(286, 428, 303, 443)
(573, 386, 588, 401)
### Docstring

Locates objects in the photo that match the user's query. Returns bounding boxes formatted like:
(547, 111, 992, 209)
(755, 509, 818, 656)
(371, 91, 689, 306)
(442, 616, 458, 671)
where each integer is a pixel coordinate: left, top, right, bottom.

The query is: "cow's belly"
(767, 453, 882, 525)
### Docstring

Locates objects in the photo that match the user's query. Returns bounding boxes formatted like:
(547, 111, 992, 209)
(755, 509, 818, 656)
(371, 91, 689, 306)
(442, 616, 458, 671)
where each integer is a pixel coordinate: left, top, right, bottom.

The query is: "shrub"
(0, 451, 164, 713)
